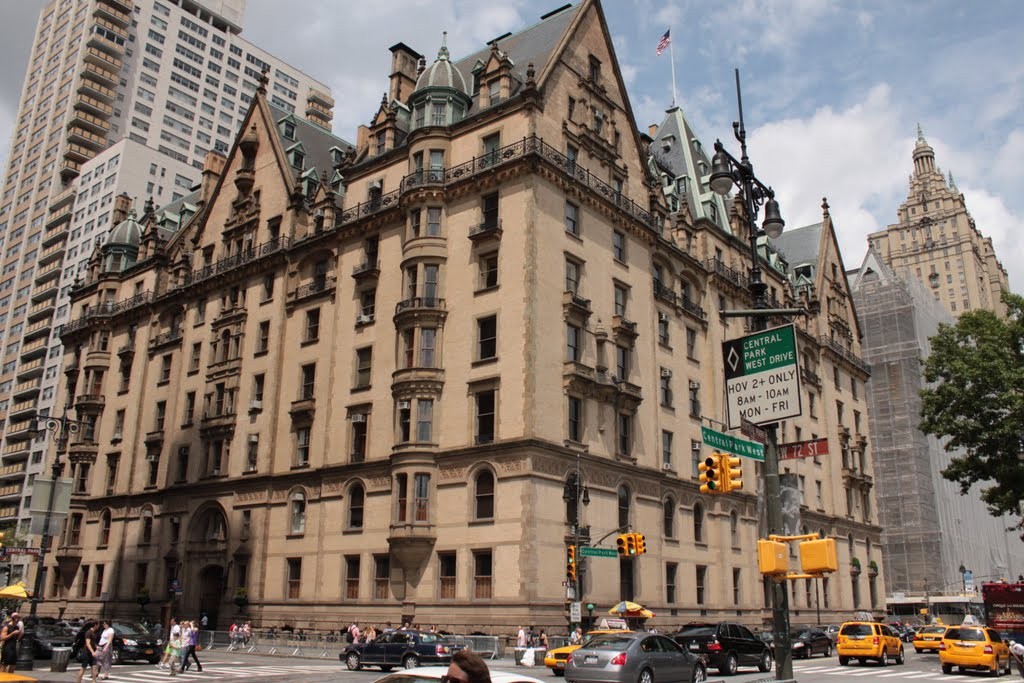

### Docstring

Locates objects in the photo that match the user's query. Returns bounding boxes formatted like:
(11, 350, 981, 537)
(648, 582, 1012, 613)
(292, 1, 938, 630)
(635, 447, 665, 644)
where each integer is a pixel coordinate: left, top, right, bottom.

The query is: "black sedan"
(341, 630, 461, 671)
(28, 624, 74, 659)
(790, 628, 833, 658)
(112, 622, 163, 664)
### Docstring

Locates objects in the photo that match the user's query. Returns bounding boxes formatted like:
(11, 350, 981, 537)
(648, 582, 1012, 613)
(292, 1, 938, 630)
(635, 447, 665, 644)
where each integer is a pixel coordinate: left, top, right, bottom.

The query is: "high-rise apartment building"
(47, 0, 882, 630)
(0, 0, 333, 582)
(866, 128, 1009, 319)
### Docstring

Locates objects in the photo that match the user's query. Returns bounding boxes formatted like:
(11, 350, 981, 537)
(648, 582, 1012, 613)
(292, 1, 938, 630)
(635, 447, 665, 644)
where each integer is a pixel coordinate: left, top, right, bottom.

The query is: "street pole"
(708, 68, 793, 681)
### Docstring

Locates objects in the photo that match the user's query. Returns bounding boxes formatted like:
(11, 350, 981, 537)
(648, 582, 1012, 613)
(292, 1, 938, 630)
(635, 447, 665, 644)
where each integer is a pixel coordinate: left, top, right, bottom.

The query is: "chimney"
(388, 42, 423, 104)
(111, 193, 132, 227)
(201, 151, 227, 204)
(648, 124, 658, 137)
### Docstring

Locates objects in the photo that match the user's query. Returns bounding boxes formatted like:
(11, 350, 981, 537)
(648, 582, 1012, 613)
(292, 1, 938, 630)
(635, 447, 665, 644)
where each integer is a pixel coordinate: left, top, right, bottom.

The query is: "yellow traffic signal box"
(722, 455, 742, 493)
(757, 539, 788, 575)
(625, 533, 637, 555)
(698, 453, 721, 494)
(566, 545, 577, 580)
(634, 533, 646, 555)
(799, 537, 838, 574)
(616, 534, 629, 557)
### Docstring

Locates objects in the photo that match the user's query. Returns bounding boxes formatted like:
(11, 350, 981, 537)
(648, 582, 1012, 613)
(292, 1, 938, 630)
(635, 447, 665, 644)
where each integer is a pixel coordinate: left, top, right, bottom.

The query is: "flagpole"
(669, 27, 677, 106)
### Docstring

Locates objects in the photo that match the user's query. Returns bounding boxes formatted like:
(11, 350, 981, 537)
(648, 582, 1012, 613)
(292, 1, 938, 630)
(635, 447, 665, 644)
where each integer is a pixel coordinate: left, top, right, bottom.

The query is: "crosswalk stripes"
(791, 662, 961, 680)
(105, 663, 338, 682)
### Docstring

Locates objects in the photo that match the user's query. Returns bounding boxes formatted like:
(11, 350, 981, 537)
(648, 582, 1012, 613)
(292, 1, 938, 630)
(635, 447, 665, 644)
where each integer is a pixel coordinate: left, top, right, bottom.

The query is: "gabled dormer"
(277, 114, 299, 143)
(284, 141, 305, 171)
(474, 43, 516, 109)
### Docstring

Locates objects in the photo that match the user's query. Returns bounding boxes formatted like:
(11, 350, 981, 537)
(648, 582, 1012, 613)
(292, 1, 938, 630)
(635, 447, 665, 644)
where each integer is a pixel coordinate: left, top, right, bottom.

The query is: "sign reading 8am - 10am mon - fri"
(722, 324, 802, 428)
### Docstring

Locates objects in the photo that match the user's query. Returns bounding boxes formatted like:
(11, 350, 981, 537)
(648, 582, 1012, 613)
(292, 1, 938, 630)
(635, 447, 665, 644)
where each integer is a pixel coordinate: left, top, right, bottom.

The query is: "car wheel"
(638, 668, 654, 683)
(839, 656, 849, 666)
(824, 644, 832, 657)
(942, 663, 953, 674)
(403, 654, 419, 669)
(111, 648, 122, 666)
(879, 651, 888, 667)
(692, 663, 707, 683)
(915, 647, 921, 653)
(990, 662, 999, 677)
(380, 667, 393, 672)
(718, 653, 738, 676)
(552, 670, 564, 677)
(896, 647, 905, 665)
(758, 652, 773, 672)
(345, 652, 361, 671)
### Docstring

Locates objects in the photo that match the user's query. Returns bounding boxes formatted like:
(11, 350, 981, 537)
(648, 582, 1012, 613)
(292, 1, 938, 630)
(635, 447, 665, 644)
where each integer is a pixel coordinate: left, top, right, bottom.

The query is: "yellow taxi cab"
(836, 621, 905, 666)
(913, 625, 949, 653)
(544, 630, 629, 675)
(938, 625, 1012, 675)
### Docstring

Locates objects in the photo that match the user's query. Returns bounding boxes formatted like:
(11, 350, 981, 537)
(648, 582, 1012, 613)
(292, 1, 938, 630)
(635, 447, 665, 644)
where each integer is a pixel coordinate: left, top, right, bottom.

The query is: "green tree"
(920, 292, 1024, 536)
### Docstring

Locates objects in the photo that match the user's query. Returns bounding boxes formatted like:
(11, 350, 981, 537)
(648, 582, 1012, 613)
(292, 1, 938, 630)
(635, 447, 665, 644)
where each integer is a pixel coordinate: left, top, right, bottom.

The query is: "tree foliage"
(920, 292, 1024, 536)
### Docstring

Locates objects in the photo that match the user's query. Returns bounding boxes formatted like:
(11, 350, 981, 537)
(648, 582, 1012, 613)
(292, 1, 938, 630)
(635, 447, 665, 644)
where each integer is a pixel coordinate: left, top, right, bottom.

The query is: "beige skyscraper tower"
(0, 0, 332, 583)
(867, 127, 1009, 319)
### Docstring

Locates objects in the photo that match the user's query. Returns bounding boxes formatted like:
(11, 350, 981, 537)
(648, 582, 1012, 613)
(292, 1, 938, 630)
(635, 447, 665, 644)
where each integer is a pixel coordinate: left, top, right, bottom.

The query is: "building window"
(99, 510, 111, 547)
(374, 556, 390, 600)
(696, 565, 707, 604)
(351, 413, 368, 462)
(565, 258, 581, 294)
(475, 389, 495, 444)
(474, 470, 495, 520)
(300, 363, 315, 399)
(481, 192, 499, 229)
(256, 320, 270, 353)
(733, 568, 741, 605)
(612, 231, 625, 261)
(658, 317, 670, 346)
(565, 201, 580, 236)
(473, 550, 493, 599)
(439, 552, 456, 599)
(661, 430, 672, 468)
(730, 509, 739, 546)
(414, 473, 430, 522)
(689, 384, 700, 417)
(613, 284, 628, 316)
(426, 207, 441, 236)
(245, 435, 258, 472)
(290, 490, 306, 534)
(286, 558, 301, 599)
(660, 370, 673, 407)
(416, 399, 433, 442)
(568, 396, 583, 442)
(617, 485, 631, 528)
(305, 309, 320, 342)
(344, 557, 360, 602)
(477, 315, 497, 360)
(686, 328, 697, 359)
(159, 354, 172, 382)
(617, 412, 632, 455)
(479, 253, 498, 289)
(154, 401, 166, 431)
(666, 563, 678, 603)
(355, 347, 372, 388)
(296, 427, 310, 466)
(693, 503, 704, 543)
(189, 342, 201, 372)
(615, 345, 628, 379)
(93, 564, 105, 598)
(663, 498, 675, 537)
(349, 483, 364, 529)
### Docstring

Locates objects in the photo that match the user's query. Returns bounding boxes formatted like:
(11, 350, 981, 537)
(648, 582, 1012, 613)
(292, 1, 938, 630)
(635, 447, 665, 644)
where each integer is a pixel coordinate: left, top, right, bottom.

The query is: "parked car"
(544, 630, 630, 675)
(341, 630, 461, 671)
(790, 628, 833, 658)
(111, 622, 164, 664)
(565, 631, 706, 683)
(670, 622, 772, 676)
(912, 625, 948, 653)
(374, 665, 548, 683)
(836, 621, 905, 666)
(28, 624, 74, 659)
(938, 625, 1012, 676)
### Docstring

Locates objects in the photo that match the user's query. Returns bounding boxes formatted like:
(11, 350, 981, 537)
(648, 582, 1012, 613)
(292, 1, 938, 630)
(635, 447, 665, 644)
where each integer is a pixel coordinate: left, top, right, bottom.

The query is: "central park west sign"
(723, 324, 802, 428)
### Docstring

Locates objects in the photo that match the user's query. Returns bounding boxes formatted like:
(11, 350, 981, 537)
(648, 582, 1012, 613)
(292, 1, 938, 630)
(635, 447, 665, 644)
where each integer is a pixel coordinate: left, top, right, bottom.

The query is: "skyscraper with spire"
(866, 126, 1009, 319)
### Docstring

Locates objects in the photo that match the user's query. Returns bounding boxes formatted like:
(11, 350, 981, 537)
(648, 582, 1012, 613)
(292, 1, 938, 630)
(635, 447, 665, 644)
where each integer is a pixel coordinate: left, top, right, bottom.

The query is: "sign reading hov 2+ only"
(723, 323, 802, 429)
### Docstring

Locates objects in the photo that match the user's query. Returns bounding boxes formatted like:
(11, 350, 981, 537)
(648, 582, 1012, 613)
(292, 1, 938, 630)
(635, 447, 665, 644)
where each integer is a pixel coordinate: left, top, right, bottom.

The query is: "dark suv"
(671, 622, 773, 676)
(341, 630, 461, 671)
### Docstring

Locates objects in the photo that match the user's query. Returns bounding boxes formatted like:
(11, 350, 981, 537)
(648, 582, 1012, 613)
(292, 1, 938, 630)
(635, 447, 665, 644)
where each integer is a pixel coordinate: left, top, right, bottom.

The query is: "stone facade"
(43, 0, 882, 634)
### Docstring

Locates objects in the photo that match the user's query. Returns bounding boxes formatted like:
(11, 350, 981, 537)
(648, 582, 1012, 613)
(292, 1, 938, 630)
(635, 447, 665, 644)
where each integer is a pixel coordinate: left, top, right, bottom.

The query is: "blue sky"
(2, 0, 1021, 289)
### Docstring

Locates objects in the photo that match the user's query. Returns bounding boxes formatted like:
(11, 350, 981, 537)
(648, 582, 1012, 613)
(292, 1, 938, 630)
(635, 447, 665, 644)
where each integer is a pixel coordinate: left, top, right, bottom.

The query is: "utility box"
(757, 539, 788, 575)
(800, 537, 838, 573)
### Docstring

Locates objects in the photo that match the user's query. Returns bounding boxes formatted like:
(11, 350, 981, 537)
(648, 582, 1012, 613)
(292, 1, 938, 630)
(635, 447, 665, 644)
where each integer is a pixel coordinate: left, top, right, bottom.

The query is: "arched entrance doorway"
(197, 565, 224, 630)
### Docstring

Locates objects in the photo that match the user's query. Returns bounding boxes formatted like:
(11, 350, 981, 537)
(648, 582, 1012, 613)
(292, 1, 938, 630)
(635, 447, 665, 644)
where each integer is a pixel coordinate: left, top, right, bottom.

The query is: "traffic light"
(634, 533, 646, 555)
(616, 534, 629, 557)
(566, 545, 577, 581)
(722, 454, 742, 493)
(699, 452, 722, 494)
(625, 533, 637, 556)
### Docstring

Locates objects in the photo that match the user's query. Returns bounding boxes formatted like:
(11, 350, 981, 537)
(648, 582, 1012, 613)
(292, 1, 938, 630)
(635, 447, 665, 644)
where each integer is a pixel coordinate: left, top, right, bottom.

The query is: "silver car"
(565, 631, 707, 683)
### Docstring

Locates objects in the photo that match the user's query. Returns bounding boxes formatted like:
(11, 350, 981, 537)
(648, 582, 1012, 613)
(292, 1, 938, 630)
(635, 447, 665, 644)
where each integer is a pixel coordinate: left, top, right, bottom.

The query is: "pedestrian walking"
(75, 621, 100, 683)
(516, 626, 527, 648)
(157, 618, 180, 669)
(181, 621, 202, 672)
(1010, 640, 1024, 678)
(166, 629, 182, 677)
(0, 611, 22, 674)
(97, 619, 115, 679)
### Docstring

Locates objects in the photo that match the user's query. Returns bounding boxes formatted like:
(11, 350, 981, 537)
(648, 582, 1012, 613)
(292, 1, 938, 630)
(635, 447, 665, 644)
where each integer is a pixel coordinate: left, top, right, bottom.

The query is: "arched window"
(617, 485, 631, 529)
(219, 329, 230, 362)
(474, 470, 494, 520)
(662, 498, 675, 538)
(847, 533, 855, 557)
(141, 507, 154, 544)
(349, 483, 365, 529)
(730, 510, 739, 546)
(202, 509, 226, 542)
(290, 490, 306, 534)
(99, 510, 111, 547)
(693, 503, 705, 543)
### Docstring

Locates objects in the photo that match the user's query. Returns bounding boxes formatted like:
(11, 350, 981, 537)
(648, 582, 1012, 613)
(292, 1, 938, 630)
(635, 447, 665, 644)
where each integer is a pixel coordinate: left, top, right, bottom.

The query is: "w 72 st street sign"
(723, 324, 802, 428)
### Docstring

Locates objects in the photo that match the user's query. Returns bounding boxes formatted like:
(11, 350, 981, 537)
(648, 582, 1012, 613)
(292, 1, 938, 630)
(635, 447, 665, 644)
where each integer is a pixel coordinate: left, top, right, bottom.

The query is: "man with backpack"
(348, 622, 360, 644)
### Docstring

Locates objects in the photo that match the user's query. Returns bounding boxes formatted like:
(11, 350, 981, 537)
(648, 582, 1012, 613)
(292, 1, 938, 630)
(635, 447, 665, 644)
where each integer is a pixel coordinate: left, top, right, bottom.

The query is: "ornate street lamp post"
(708, 69, 795, 681)
(562, 454, 590, 629)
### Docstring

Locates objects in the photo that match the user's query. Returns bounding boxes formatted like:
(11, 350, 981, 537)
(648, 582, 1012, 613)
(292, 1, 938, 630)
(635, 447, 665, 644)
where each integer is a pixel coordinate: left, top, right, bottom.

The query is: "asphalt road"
(19, 646, 1015, 683)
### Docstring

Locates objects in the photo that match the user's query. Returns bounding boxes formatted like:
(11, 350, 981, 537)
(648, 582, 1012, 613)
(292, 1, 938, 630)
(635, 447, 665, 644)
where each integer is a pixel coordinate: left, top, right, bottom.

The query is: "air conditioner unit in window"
(248, 434, 259, 444)
(145, 452, 159, 462)
(397, 400, 411, 410)
(658, 312, 669, 322)
(351, 414, 367, 423)
(368, 180, 383, 193)
(249, 399, 262, 411)
(692, 442, 702, 452)
(689, 381, 701, 389)
(356, 314, 374, 324)
(660, 368, 673, 378)
(662, 462, 673, 471)
(111, 432, 122, 441)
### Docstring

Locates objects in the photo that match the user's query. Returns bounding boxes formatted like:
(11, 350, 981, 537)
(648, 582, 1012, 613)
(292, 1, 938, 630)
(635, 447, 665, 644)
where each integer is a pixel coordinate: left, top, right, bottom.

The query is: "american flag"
(656, 29, 671, 56)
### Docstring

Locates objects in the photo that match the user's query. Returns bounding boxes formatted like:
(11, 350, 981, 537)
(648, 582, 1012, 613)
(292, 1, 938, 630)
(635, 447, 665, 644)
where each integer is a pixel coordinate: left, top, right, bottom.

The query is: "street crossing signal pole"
(708, 68, 795, 681)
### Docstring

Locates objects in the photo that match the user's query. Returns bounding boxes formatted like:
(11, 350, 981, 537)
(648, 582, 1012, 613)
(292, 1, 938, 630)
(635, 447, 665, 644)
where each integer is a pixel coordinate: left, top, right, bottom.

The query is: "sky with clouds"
(1, 0, 1021, 290)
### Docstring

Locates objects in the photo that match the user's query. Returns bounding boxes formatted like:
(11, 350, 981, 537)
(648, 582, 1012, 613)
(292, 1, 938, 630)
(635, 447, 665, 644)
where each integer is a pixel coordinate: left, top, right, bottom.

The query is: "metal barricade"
(452, 635, 502, 660)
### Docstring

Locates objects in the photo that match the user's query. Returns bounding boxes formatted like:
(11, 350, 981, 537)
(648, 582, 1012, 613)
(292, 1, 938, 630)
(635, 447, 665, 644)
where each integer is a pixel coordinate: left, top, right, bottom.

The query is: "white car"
(374, 665, 549, 683)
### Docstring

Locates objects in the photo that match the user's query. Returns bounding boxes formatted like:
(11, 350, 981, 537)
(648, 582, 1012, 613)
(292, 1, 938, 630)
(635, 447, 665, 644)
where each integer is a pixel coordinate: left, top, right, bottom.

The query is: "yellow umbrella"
(608, 601, 645, 615)
(0, 582, 31, 599)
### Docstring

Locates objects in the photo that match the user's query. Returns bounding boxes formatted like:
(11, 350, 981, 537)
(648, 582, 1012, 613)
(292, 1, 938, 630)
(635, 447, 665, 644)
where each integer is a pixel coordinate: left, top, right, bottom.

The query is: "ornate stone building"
(45, 0, 881, 632)
(867, 127, 1009, 319)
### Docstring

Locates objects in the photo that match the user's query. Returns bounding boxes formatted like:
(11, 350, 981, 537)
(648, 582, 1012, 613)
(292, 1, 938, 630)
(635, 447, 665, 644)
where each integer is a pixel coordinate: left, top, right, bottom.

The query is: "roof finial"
(916, 122, 925, 143)
(822, 197, 830, 218)
(438, 31, 449, 60)
(257, 65, 269, 95)
(948, 170, 957, 190)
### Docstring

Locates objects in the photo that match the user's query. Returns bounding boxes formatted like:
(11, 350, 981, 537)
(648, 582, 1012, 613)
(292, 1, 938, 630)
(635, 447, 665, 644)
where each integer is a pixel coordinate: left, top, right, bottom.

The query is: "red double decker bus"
(982, 582, 1024, 641)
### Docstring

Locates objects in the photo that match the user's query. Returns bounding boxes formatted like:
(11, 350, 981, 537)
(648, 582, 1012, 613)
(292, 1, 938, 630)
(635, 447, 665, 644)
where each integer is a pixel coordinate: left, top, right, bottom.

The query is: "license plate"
(443, 647, 449, 653)
(144, 649, 153, 655)
(584, 656, 597, 664)
(689, 644, 698, 651)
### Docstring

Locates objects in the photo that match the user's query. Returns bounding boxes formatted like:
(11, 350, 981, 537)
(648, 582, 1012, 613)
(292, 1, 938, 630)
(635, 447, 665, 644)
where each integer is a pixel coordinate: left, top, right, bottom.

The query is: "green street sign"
(701, 426, 765, 461)
(579, 546, 618, 558)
